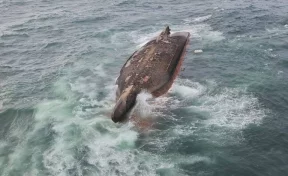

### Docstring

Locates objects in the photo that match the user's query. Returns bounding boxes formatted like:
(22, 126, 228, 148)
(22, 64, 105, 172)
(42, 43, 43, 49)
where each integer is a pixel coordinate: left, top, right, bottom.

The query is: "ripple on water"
(1, 0, 285, 175)
(1, 64, 266, 175)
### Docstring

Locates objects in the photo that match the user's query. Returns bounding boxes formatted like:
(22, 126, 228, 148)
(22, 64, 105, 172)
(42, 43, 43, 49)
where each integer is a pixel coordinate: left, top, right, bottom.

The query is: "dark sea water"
(1, 0, 288, 175)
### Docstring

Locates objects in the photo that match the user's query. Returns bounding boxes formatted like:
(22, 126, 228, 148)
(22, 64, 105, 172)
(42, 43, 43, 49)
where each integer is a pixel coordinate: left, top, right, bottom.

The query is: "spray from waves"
(38, 66, 175, 176)
(116, 80, 266, 176)
(171, 79, 265, 127)
(183, 15, 212, 23)
(130, 23, 224, 49)
(132, 91, 176, 120)
(1, 61, 186, 176)
(108, 17, 225, 51)
(171, 24, 225, 45)
(133, 91, 154, 118)
(1, 22, 265, 176)
(117, 78, 266, 155)
(266, 25, 288, 36)
(1, 66, 266, 176)
(156, 78, 265, 146)
(130, 24, 225, 49)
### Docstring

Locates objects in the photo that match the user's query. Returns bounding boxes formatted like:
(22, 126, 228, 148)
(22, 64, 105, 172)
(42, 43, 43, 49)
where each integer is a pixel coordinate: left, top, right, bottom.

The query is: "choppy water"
(1, 0, 288, 175)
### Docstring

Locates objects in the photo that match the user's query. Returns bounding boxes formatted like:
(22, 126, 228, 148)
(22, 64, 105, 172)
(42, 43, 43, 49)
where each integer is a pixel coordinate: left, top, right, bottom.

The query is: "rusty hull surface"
(116, 30, 190, 98)
(112, 27, 190, 122)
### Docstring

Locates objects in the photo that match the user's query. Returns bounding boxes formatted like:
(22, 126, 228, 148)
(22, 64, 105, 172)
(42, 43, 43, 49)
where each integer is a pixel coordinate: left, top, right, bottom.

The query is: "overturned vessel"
(112, 26, 190, 123)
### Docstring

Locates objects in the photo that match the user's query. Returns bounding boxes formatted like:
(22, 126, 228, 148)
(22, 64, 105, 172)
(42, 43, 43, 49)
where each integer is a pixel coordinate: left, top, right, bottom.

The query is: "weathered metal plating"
(112, 26, 190, 123)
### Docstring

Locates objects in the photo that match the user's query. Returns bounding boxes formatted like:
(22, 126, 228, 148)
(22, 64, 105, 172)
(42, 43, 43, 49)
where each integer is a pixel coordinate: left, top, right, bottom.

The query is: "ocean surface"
(1, 0, 288, 175)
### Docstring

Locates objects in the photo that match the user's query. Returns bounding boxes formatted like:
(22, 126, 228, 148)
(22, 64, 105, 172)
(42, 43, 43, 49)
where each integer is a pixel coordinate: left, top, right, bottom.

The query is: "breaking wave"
(0, 66, 266, 175)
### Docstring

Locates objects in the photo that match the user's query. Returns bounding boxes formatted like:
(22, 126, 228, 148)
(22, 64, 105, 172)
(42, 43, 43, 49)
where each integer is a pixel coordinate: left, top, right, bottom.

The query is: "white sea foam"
(157, 78, 266, 147)
(35, 77, 173, 176)
(266, 26, 288, 37)
(2, 76, 266, 176)
(133, 91, 154, 118)
(176, 155, 213, 165)
(131, 30, 161, 48)
(199, 88, 264, 129)
(112, 77, 265, 147)
(184, 15, 212, 23)
(171, 80, 206, 99)
(193, 15, 212, 22)
(1, 24, 265, 175)
(172, 79, 264, 129)
(129, 91, 177, 123)
(130, 23, 225, 49)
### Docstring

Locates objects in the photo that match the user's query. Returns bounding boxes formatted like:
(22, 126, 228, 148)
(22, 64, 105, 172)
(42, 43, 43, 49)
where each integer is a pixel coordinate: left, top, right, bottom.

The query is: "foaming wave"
(193, 15, 212, 22)
(4, 73, 176, 176)
(0, 31, 29, 38)
(175, 155, 213, 165)
(128, 22, 225, 48)
(196, 87, 264, 129)
(174, 24, 225, 43)
(43, 79, 175, 176)
(170, 80, 206, 99)
(183, 15, 212, 23)
(132, 79, 266, 159)
(108, 18, 224, 56)
(132, 90, 180, 121)
(130, 30, 160, 48)
(1, 73, 265, 176)
(266, 26, 288, 36)
(134, 91, 154, 118)
(173, 79, 264, 128)
(167, 79, 266, 145)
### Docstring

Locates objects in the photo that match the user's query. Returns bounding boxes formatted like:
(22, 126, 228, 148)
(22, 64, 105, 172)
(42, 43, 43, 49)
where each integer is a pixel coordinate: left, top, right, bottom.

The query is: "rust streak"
(166, 46, 177, 71)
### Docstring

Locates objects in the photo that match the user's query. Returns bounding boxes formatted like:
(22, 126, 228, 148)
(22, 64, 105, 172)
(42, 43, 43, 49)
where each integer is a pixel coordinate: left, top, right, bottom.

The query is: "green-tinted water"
(1, 0, 288, 175)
